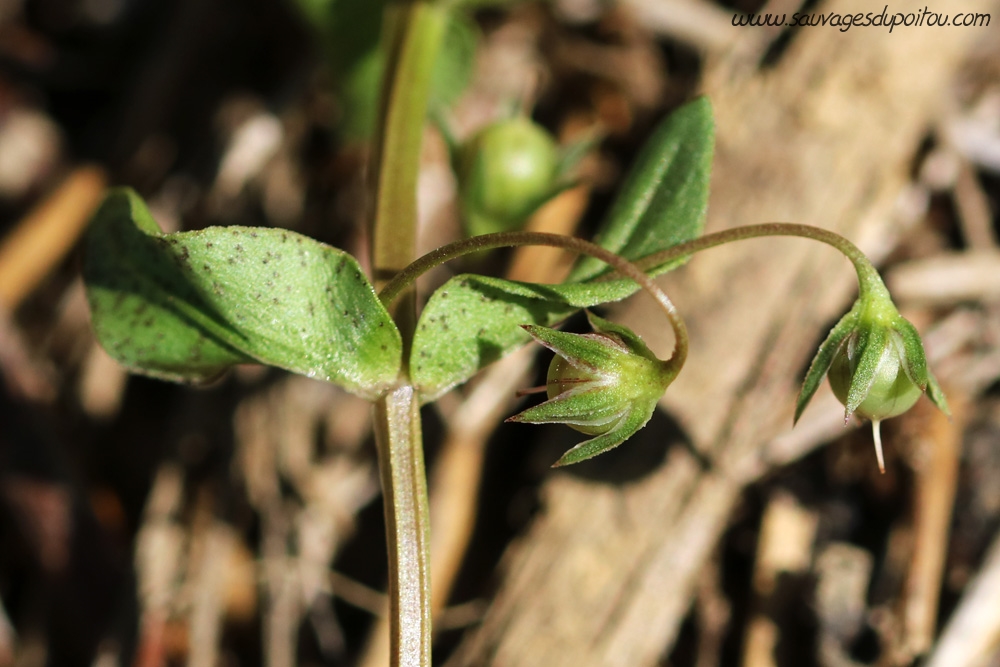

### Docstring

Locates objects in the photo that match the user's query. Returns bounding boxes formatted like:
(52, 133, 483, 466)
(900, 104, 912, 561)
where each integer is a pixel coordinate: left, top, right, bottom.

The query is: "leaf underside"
(84, 188, 401, 398)
(411, 97, 715, 401)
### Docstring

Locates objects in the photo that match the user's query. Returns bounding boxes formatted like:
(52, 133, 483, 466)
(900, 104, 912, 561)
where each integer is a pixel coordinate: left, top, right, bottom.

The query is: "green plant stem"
(373, 386, 432, 667)
(370, 1, 447, 343)
(630, 222, 889, 302)
(378, 231, 690, 370)
(367, 3, 446, 666)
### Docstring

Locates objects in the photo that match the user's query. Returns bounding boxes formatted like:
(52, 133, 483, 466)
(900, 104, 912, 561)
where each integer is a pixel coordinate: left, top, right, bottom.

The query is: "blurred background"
(1, 0, 1000, 665)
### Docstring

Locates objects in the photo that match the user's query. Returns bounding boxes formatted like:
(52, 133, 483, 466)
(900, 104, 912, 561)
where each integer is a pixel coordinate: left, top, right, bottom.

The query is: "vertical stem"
(374, 386, 432, 667)
(370, 1, 447, 349)
(367, 3, 445, 666)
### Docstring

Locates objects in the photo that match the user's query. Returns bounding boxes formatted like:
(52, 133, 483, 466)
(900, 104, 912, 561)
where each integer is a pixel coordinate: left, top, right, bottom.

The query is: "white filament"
(872, 420, 885, 474)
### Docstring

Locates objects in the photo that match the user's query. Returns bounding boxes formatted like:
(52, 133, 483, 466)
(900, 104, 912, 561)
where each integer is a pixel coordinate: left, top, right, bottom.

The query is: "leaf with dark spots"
(84, 188, 402, 398)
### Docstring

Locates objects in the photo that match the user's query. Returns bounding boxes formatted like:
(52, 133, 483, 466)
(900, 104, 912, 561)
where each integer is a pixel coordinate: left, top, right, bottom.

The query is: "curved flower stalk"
(386, 222, 950, 472)
(507, 312, 681, 466)
(616, 221, 950, 473)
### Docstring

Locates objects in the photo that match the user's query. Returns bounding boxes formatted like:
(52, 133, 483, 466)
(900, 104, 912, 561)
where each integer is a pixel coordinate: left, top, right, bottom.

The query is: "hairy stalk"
(372, 386, 431, 666)
(378, 231, 690, 370)
(370, 1, 447, 344)
(629, 222, 890, 300)
(367, 3, 446, 666)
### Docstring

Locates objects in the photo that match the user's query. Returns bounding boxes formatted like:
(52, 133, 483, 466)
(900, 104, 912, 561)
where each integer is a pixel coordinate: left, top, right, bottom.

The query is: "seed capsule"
(456, 117, 560, 237)
(796, 290, 949, 473)
(827, 330, 923, 424)
(545, 333, 629, 436)
(508, 312, 681, 466)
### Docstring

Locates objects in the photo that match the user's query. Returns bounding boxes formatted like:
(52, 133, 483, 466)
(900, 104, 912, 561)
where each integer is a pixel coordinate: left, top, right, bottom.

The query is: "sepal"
(508, 312, 679, 466)
(795, 287, 948, 472)
(795, 307, 859, 423)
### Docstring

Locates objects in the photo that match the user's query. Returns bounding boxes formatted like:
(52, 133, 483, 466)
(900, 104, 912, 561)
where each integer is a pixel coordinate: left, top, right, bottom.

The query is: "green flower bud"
(796, 291, 949, 472)
(507, 312, 680, 466)
(456, 117, 560, 237)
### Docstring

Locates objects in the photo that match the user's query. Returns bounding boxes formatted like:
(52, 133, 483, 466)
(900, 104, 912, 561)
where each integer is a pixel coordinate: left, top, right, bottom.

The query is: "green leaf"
(292, 0, 477, 139)
(794, 307, 858, 423)
(429, 11, 478, 111)
(411, 276, 643, 401)
(411, 98, 715, 401)
(84, 188, 401, 398)
(567, 96, 715, 282)
(290, 0, 387, 138)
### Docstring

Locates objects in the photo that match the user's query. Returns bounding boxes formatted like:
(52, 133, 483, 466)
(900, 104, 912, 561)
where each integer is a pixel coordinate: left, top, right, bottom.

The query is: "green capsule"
(827, 330, 923, 424)
(508, 312, 681, 466)
(456, 117, 560, 237)
(545, 335, 626, 436)
(796, 286, 949, 473)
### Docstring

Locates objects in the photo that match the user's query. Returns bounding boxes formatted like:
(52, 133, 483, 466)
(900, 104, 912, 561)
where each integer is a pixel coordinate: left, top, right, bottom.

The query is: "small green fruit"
(508, 312, 681, 466)
(827, 331, 923, 424)
(457, 117, 560, 237)
(546, 335, 626, 436)
(796, 286, 949, 473)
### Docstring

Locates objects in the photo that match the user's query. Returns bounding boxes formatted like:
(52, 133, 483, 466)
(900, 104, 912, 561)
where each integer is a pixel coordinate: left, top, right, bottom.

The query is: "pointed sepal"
(552, 407, 652, 467)
(925, 372, 951, 417)
(520, 324, 630, 376)
(506, 384, 629, 431)
(842, 322, 891, 417)
(795, 307, 858, 423)
(511, 314, 678, 466)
